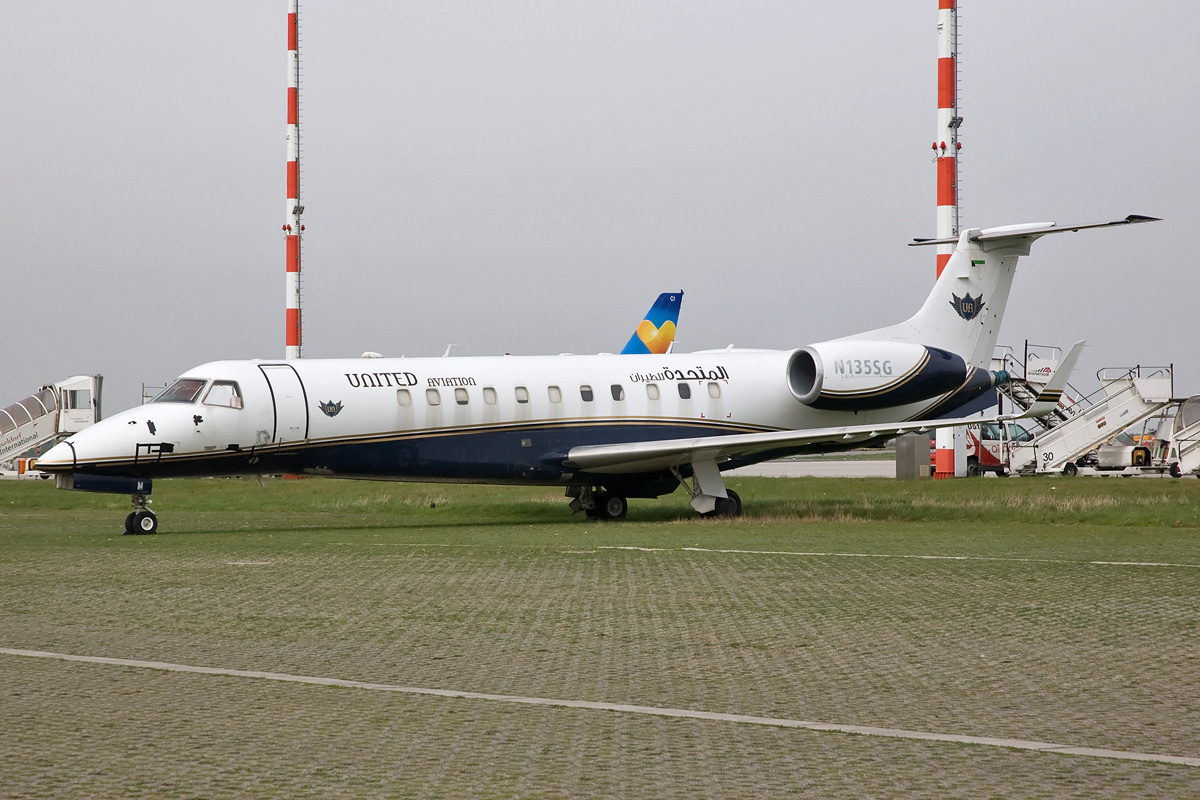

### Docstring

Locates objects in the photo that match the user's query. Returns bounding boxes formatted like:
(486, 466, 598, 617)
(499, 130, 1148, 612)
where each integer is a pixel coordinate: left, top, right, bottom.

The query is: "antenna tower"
(934, 0, 960, 277)
(933, 0, 963, 478)
(284, 0, 304, 358)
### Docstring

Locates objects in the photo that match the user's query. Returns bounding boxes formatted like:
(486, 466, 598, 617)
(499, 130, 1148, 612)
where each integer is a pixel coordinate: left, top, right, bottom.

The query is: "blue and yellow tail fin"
(621, 291, 683, 355)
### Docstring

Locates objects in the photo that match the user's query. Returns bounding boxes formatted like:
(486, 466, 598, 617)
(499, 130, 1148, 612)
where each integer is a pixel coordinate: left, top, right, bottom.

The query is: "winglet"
(621, 292, 684, 355)
(1017, 340, 1084, 419)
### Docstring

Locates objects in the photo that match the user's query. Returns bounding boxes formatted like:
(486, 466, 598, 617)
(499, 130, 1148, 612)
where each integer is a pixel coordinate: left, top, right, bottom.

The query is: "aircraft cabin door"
(258, 364, 309, 443)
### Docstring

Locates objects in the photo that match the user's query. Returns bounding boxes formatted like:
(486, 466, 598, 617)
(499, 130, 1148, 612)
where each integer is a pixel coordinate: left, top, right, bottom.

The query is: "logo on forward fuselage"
(317, 400, 344, 417)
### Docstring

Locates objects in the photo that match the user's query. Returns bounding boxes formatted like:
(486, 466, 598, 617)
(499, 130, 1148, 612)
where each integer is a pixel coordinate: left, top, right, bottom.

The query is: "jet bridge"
(1007, 366, 1174, 476)
(0, 375, 102, 473)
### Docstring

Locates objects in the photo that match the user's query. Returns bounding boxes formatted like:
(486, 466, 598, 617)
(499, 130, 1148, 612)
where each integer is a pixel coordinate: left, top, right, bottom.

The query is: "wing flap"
(567, 419, 939, 474)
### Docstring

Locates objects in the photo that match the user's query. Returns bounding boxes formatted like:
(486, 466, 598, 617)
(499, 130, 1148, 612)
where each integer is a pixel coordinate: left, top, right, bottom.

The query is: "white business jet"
(36, 216, 1156, 533)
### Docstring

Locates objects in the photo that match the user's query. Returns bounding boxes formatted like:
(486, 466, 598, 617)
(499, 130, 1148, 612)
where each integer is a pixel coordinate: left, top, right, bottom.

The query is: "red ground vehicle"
(964, 421, 1037, 476)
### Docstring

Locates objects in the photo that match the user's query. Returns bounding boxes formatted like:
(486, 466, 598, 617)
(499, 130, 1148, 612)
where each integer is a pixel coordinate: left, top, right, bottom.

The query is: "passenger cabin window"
(153, 378, 206, 404)
(397, 389, 412, 406)
(426, 388, 441, 406)
(515, 386, 529, 404)
(203, 381, 243, 409)
(483, 387, 498, 405)
(548, 386, 562, 404)
(454, 387, 469, 406)
(611, 384, 625, 401)
(707, 382, 722, 399)
(646, 383, 660, 401)
(580, 385, 594, 402)
(677, 383, 691, 400)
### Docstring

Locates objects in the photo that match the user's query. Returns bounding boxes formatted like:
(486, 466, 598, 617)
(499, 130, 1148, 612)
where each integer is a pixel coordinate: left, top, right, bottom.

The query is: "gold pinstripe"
(62, 416, 781, 471)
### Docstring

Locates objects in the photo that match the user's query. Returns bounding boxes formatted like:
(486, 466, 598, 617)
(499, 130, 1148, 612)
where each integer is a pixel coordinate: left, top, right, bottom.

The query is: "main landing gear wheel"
(123, 513, 137, 535)
(706, 489, 743, 518)
(595, 492, 628, 520)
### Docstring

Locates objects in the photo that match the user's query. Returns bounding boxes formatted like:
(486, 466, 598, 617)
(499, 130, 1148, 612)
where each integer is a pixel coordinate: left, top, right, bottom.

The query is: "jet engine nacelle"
(786, 341, 972, 411)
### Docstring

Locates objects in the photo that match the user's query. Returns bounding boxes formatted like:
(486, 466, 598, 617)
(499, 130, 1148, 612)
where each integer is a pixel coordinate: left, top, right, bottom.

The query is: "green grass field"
(3, 475, 1199, 798)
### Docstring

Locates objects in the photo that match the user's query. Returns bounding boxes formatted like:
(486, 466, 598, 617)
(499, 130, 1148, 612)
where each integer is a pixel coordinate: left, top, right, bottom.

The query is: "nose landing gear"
(123, 492, 158, 535)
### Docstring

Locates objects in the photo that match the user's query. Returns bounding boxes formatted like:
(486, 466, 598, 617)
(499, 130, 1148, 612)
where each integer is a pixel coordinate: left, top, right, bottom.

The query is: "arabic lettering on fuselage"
(628, 366, 730, 383)
(345, 372, 419, 388)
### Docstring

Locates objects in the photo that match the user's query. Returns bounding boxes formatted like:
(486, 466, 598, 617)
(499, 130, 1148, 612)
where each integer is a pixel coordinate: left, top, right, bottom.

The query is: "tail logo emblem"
(317, 400, 344, 418)
(635, 319, 677, 354)
(950, 292, 986, 321)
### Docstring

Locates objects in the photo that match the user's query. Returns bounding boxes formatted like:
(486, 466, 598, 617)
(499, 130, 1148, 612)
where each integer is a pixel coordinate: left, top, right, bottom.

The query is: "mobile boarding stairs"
(0, 375, 102, 476)
(1162, 395, 1200, 478)
(990, 345, 1179, 476)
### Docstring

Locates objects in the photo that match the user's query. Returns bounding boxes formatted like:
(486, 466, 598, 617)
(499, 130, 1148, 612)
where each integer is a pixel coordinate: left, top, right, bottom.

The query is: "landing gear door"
(258, 364, 309, 443)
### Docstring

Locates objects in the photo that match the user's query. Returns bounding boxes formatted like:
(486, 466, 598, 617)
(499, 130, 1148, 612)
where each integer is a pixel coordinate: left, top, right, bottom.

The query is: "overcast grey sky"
(4, 1, 1198, 412)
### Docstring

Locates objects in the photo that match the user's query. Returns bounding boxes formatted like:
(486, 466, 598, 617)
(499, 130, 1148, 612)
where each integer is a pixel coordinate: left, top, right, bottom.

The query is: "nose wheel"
(122, 493, 158, 535)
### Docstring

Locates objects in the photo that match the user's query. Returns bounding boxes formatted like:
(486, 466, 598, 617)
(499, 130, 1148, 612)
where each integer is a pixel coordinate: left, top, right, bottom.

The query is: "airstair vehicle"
(1007, 365, 1175, 476)
(1164, 395, 1200, 477)
(964, 342, 1183, 478)
(0, 375, 102, 474)
(963, 343, 1083, 475)
(993, 342, 1085, 432)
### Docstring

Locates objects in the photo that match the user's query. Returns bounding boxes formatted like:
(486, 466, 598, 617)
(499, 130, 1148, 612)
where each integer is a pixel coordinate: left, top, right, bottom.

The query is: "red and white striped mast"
(284, 0, 304, 359)
(933, 0, 962, 477)
(934, 0, 960, 277)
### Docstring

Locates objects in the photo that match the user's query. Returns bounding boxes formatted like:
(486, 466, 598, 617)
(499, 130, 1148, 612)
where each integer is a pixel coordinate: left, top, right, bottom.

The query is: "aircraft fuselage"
(38, 349, 975, 494)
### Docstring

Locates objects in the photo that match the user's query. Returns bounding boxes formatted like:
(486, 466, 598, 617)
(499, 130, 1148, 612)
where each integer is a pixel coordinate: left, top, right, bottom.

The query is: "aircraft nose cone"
(35, 439, 75, 472)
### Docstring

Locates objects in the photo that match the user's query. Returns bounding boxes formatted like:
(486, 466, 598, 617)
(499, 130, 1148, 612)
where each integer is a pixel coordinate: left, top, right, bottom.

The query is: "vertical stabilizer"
(840, 216, 1158, 368)
(621, 292, 684, 355)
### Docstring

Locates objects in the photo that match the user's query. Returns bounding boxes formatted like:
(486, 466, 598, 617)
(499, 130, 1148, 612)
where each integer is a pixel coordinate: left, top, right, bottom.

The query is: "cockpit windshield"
(203, 381, 243, 409)
(152, 378, 207, 404)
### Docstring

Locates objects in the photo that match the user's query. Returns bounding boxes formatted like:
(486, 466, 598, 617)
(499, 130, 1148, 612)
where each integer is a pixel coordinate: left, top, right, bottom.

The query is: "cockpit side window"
(153, 378, 207, 404)
(203, 381, 243, 409)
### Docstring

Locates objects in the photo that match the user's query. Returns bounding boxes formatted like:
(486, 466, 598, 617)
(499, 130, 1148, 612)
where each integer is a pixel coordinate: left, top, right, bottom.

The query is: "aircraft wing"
(566, 413, 990, 474)
(566, 341, 1084, 475)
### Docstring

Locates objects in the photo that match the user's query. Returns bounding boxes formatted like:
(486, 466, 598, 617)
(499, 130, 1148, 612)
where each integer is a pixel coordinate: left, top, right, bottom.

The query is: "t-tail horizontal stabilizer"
(844, 214, 1159, 372)
(909, 215, 1161, 247)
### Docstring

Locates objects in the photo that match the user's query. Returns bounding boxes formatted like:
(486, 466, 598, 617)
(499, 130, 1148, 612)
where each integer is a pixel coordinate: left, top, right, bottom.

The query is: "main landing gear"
(672, 461, 743, 518)
(568, 486, 628, 520)
(123, 491, 158, 535)
(706, 489, 742, 518)
(566, 459, 745, 521)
